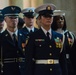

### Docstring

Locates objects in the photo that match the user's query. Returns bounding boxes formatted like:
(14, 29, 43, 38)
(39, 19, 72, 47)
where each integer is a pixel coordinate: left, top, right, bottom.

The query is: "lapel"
(39, 29, 56, 44)
(23, 27, 29, 33)
(3, 30, 14, 45)
(38, 28, 47, 38)
(18, 30, 25, 49)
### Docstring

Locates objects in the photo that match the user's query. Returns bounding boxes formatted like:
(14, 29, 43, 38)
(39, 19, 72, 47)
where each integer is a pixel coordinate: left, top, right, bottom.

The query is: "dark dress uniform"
(64, 30, 76, 75)
(20, 26, 38, 36)
(20, 7, 38, 36)
(25, 28, 68, 75)
(0, 6, 26, 75)
(71, 38, 76, 75)
(0, 30, 26, 75)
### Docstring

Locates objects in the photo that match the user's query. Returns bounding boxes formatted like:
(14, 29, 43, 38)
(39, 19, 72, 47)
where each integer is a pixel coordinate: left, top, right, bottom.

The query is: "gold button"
(50, 68, 52, 71)
(39, 45, 42, 47)
(17, 51, 19, 53)
(49, 45, 52, 48)
(19, 65, 21, 68)
(49, 53, 52, 56)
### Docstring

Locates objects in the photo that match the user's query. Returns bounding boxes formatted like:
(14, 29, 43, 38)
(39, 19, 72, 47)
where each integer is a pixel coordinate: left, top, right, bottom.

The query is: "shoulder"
(52, 30, 63, 38)
(34, 27, 39, 31)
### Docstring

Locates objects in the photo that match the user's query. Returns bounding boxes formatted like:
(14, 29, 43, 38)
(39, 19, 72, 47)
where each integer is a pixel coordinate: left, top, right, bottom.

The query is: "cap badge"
(46, 6, 51, 10)
(11, 7, 15, 11)
(29, 9, 33, 12)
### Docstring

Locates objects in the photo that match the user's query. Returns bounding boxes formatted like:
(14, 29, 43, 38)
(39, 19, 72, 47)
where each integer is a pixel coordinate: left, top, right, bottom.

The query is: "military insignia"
(5, 34, 8, 36)
(25, 38, 29, 45)
(29, 9, 33, 12)
(22, 43, 26, 51)
(19, 33, 22, 36)
(55, 37, 62, 48)
(68, 38, 73, 46)
(11, 7, 15, 11)
(46, 6, 51, 10)
(22, 43, 25, 48)
(35, 39, 45, 41)
(39, 45, 42, 47)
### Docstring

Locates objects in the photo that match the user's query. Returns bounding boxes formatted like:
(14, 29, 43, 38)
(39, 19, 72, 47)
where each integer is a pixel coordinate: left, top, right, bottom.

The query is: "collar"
(0, 29, 4, 33)
(56, 29, 64, 34)
(41, 26, 51, 36)
(7, 29, 18, 38)
(26, 26, 34, 32)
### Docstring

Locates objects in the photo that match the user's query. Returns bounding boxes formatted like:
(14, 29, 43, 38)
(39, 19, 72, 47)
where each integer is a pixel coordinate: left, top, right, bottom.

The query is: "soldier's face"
(40, 15, 53, 27)
(5, 16, 18, 28)
(23, 17, 34, 27)
(55, 16, 64, 28)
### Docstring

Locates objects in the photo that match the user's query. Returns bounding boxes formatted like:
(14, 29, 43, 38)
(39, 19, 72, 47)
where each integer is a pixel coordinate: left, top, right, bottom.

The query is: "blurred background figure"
(35, 13, 41, 28)
(17, 17, 25, 29)
(0, 9, 4, 33)
(21, 7, 38, 35)
(51, 10, 76, 75)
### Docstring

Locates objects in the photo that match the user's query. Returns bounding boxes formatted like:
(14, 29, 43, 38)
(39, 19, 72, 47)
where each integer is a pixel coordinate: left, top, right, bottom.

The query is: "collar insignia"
(5, 34, 8, 36)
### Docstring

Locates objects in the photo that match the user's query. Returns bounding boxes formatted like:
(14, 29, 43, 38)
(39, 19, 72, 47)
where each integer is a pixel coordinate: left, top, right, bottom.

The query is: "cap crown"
(35, 3, 56, 13)
(53, 10, 65, 16)
(21, 7, 35, 14)
(2, 6, 21, 16)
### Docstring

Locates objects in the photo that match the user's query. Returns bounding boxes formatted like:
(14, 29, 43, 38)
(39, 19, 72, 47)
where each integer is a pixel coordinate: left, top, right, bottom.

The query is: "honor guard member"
(20, 7, 38, 36)
(51, 10, 76, 75)
(0, 6, 26, 75)
(0, 9, 4, 33)
(25, 3, 68, 75)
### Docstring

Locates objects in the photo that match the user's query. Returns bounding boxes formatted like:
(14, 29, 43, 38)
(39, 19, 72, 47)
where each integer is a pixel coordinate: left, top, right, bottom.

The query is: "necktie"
(46, 32, 50, 40)
(12, 34, 18, 46)
(30, 30, 33, 33)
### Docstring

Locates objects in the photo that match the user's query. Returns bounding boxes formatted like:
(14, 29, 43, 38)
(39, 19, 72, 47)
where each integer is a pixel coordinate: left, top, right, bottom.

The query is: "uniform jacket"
(64, 30, 76, 75)
(20, 26, 38, 36)
(25, 28, 68, 75)
(0, 30, 26, 75)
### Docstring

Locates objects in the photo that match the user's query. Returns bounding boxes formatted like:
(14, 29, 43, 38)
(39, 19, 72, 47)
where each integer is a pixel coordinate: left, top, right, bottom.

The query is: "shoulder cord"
(60, 33, 65, 53)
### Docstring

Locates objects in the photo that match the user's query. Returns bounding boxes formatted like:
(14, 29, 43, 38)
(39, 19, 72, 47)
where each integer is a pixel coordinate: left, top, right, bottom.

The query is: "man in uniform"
(25, 3, 68, 75)
(0, 9, 4, 33)
(0, 6, 26, 75)
(20, 7, 38, 36)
